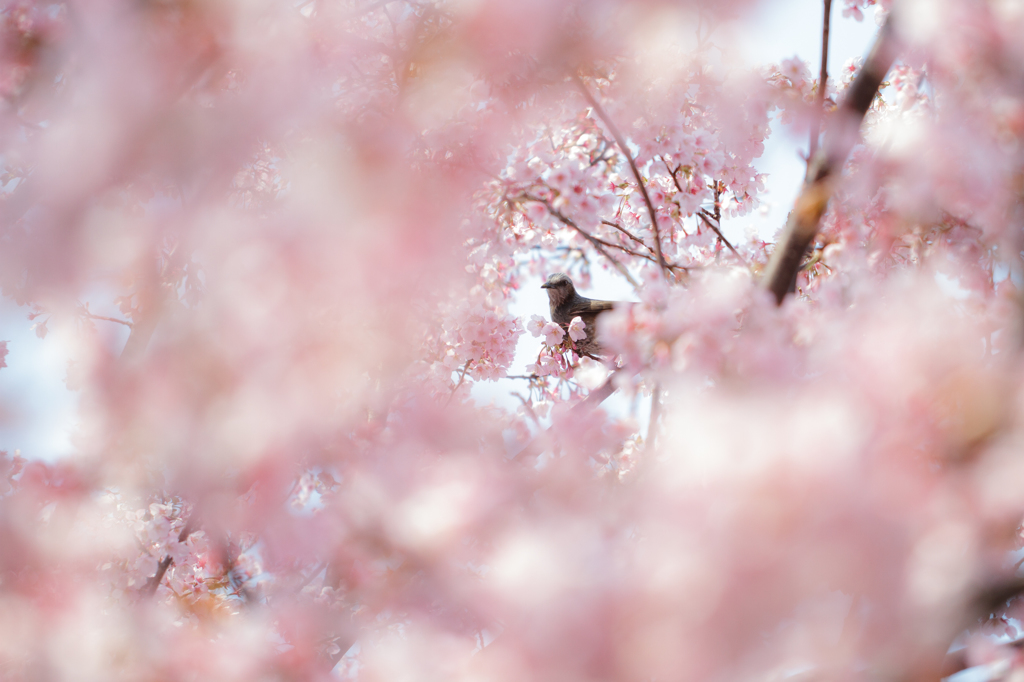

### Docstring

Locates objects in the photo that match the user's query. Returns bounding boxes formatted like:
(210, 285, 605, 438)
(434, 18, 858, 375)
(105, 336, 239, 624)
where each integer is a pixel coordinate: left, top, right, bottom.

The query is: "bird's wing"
(570, 298, 615, 316)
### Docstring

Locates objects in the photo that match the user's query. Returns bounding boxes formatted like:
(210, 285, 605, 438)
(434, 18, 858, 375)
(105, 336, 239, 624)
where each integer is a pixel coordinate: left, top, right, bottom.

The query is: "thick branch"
(762, 17, 898, 305)
(575, 76, 669, 277)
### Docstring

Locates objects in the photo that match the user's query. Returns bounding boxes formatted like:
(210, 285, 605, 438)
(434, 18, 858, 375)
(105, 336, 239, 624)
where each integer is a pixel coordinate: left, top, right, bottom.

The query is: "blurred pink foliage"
(1, 0, 1024, 680)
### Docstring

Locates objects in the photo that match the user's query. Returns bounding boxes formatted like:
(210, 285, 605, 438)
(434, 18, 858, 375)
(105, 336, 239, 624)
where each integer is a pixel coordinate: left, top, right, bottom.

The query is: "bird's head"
(541, 272, 576, 307)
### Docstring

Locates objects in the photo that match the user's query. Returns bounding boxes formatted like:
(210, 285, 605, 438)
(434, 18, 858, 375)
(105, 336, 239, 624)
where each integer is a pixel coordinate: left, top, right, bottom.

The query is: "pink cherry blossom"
(781, 56, 812, 89)
(568, 316, 587, 342)
(541, 321, 566, 347)
(526, 314, 547, 337)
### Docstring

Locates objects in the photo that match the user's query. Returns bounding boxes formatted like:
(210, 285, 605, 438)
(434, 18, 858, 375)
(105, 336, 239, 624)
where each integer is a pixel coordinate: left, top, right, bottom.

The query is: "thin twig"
(601, 219, 649, 250)
(445, 360, 472, 407)
(602, 218, 689, 273)
(661, 157, 745, 264)
(84, 312, 133, 328)
(521, 202, 685, 276)
(698, 212, 746, 265)
(584, 221, 686, 272)
(510, 370, 621, 461)
(695, 9, 716, 50)
(575, 75, 669, 277)
(512, 392, 542, 426)
(522, 194, 641, 288)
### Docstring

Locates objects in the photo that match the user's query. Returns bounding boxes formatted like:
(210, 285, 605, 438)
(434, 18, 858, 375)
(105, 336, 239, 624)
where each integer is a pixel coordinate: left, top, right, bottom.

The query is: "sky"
(0, 0, 883, 461)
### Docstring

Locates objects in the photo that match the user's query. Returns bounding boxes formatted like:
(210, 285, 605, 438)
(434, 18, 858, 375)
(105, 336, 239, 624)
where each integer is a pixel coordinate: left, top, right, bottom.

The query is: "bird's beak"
(540, 282, 552, 289)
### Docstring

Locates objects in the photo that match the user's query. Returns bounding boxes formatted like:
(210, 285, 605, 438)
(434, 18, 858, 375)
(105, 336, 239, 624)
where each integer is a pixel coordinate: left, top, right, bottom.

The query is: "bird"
(541, 272, 618, 358)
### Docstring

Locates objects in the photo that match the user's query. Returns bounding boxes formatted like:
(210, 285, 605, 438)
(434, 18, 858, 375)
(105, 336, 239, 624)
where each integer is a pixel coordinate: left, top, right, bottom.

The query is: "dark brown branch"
(762, 17, 898, 305)
(808, 0, 833, 161)
(575, 75, 669, 277)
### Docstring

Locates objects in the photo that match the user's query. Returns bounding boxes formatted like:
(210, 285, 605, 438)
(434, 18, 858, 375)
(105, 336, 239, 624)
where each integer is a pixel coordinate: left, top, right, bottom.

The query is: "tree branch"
(575, 75, 669, 277)
(510, 370, 620, 461)
(661, 157, 744, 264)
(142, 518, 195, 596)
(587, 219, 687, 272)
(698, 211, 746, 265)
(523, 194, 641, 288)
(599, 217, 689, 273)
(83, 312, 133, 328)
(808, 0, 833, 161)
(762, 16, 898, 305)
(601, 219, 649, 250)
(445, 360, 472, 406)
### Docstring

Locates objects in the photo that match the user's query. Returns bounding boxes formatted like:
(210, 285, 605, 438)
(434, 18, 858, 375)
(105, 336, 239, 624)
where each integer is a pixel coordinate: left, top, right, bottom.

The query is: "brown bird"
(541, 272, 619, 358)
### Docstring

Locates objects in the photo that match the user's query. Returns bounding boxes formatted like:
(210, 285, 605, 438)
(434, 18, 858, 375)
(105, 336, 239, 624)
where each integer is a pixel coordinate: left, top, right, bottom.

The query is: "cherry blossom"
(541, 321, 566, 347)
(567, 316, 587, 342)
(0, 0, 1023, 680)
